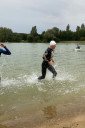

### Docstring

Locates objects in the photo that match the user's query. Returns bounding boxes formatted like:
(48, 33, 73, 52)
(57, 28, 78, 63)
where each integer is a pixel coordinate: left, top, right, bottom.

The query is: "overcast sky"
(0, 0, 85, 33)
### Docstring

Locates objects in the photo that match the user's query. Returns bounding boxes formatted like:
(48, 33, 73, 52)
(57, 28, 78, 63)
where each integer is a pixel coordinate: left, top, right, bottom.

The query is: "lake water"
(0, 43, 85, 127)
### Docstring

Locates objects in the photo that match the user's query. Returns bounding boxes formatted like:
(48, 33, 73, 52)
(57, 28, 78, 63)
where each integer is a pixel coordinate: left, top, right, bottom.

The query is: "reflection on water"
(43, 106, 57, 119)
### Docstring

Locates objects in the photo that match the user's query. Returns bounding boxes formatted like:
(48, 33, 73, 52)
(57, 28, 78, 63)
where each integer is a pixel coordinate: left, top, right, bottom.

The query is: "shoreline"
(1, 111, 85, 128)
(1, 41, 85, 43)
(36, 113, 85, 128)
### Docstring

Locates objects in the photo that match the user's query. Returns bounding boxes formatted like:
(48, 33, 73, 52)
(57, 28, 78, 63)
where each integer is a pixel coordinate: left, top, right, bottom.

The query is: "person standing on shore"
(0, 43, 11, 56)
(38, 40, 57, 80)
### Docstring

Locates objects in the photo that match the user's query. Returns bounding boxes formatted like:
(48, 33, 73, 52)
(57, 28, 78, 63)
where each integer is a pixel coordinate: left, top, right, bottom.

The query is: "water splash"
(0, 70, 76, 88)
(0, 72, 43, 88)
(46, 69, 76, 81)
(23, 73, 38, 85)
(1, 78, 21, 87)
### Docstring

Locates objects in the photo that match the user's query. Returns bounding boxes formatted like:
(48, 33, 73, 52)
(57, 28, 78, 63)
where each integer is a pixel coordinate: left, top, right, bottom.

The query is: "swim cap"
(50, 40, 56, 46)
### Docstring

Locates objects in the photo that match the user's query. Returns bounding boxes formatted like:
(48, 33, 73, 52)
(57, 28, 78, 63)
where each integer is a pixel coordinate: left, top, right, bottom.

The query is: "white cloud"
(0, 0, 85, 33)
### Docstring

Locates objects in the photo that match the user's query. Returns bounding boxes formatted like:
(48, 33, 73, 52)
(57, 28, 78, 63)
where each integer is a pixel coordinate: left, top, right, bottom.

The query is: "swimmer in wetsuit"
(38, 40, 57, 80)
(0, 43, 11, 82)
(76, 44, 80, 49)
(0, 43, 11, 56)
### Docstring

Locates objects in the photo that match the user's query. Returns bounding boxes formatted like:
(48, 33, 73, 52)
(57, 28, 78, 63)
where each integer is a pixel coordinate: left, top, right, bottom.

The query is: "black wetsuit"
(77, 46, 80, 49)
(38, 47, 57, 80)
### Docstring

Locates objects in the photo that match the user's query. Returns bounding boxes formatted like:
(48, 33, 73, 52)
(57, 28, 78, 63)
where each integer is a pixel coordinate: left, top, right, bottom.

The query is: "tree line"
(0, 24, 85, 43)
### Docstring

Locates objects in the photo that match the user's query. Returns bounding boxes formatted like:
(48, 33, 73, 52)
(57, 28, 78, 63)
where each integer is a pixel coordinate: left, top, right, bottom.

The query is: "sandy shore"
(36, 113, 85, 128)
(1, 112, 85, 128)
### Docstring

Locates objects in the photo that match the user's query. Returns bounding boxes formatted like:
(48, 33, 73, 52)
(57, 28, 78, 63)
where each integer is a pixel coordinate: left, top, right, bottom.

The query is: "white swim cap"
(50, 40, 56, 46)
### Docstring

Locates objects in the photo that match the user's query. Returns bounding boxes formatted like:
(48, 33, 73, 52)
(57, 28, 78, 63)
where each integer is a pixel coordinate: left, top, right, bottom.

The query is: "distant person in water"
(0, 43, 11, 56)
(76, 44, 80, 49)
(38, 40, 57, 80)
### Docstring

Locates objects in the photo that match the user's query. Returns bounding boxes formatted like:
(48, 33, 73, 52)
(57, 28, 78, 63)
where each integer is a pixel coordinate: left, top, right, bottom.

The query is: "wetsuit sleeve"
(0, 47, 11, 55)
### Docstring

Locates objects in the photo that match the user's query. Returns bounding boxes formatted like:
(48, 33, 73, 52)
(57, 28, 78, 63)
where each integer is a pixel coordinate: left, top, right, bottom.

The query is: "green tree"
(75, 26, 81, 40)
(19, 33, 27, 42)
(60, 31, 67, 41)
(27, 34, 34, 42)
(0, 27, 13, 42)
(79, 29, 85, 41)
(12, 33, 21, 42)
(43, 27, 60, 42)
(27, 26, 40, 42)
(66, 24, 70, 31)
(76, 26, 80, 31)
(81, 23, 85, 30)
(30, 26, 38, 36)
